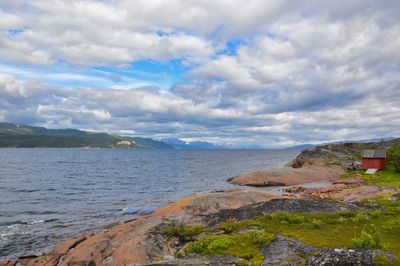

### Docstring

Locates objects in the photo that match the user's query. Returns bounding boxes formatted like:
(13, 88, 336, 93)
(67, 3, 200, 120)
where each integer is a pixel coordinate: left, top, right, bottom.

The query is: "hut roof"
(362, 149, 387, 158)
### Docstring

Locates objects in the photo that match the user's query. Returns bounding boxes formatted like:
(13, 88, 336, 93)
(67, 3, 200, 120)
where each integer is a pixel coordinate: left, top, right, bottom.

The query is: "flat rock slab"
(206, 198, 366, 226)
(230, 166, 344, 187)
(331, 185, 394, 202)
(306, 247, 397, 266)
(261, 235, 317, 265)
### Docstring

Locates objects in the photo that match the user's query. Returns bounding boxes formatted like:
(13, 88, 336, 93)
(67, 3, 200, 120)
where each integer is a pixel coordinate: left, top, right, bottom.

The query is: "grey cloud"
(0, 1, 400, 147)
(1, 72, 400, 148)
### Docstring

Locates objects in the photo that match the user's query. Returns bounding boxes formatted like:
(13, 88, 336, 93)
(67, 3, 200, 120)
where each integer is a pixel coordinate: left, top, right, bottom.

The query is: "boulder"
(306, 247, 397, 266)
(229, 166, 344, 187)
(345, 161, 362, 171)
(261, 235, 317, 265)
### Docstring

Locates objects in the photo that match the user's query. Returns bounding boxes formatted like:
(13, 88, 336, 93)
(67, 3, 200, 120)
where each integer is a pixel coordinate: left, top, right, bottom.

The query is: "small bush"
(351, 212, 370, 223)
(310, 218, 323, 228)
(207, 235, 234, 252)
(186, 235, 234, 254)
(247, 230, 271, 245)
(186, 240, 208, 253)
(175, 251, 184, 258)
(162, 223, 205, 241)
(218, 219, 240, 233)
(352, 231, 381, 249)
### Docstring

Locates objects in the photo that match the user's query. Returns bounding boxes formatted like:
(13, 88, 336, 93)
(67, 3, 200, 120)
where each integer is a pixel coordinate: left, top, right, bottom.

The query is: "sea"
(0, 148, 298, 259)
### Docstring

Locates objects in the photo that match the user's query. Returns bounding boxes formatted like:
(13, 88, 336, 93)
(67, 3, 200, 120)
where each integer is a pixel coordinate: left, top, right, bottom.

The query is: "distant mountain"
(284, 137, 397, 150)
(0, 122, 173, 149)
(331, 137, 396, 144)
(160, 138, 229, 149)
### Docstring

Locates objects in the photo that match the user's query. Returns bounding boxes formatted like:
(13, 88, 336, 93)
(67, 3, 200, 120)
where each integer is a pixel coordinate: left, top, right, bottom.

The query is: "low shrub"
(162, 223, 205, 241)
(309, 218, 323, 229)
(351, 212, 370, 223)
(352, 230, 381, 249)
(218, 219, 240, 233)
(186, 235, 234, 254)
(247, 230, 271, 245)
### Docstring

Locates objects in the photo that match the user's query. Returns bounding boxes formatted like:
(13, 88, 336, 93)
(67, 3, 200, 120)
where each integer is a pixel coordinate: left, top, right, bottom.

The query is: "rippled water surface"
(0, 148, 298, 258)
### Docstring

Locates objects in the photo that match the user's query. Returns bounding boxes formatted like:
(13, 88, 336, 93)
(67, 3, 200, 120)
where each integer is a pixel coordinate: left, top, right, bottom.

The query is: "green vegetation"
(352, 230, 382, 249)
(340, 142, 400, 186)
(341, 165, 400, 188)
(0, 134, 120, 148)
(374, 254, 399, 266)
(162, 223, 206, 241)
(164, 198, 400, 265)
(388, 145, 400, 173)
(186, 231, 273, 265)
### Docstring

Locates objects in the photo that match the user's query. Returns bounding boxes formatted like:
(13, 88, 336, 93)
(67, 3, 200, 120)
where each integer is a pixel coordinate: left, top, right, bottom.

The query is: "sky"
(0, 0, 399, 148)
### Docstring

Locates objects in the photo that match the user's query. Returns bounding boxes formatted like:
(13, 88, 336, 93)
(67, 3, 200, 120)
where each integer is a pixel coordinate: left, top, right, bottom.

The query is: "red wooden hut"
(362, 150, 387, 170)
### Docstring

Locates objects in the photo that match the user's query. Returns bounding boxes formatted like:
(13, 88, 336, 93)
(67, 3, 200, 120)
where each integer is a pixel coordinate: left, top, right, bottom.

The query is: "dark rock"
(306, 247, 397, 266)
(69, 261, 96, 266)
(145, 232, 172, 261)
(345, 161, 362, 171)
(17, 254, 39, 259)
(284, 186, 308, 194)
(291, 158, 305, 168)
(247, 181, 286, 187)
(206, 198, 364, 226)
(226, 176, 236, 182)
(136, 255, 242, 265)
(392, 193, 400, 199)
(261, 235, 317, 265)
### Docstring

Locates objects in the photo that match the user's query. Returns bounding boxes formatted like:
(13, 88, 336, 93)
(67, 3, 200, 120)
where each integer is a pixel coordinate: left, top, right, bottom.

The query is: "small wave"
(0, 232, 13, 238)
(20, 210, 60, 215)
(1, 219, 58, 227)
(120, 207, 153, 215)
(121, 207, 138, 215)
(27, 220, 44, 225)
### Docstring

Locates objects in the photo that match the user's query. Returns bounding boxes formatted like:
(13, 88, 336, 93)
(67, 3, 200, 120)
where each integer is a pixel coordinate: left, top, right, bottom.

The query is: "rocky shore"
(2, 143, 400, 266)
(228, 143, 357, 187)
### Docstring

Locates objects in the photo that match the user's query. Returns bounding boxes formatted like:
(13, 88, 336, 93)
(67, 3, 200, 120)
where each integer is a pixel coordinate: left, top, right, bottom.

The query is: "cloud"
(0, 1, 218, 66)
(1, 71, 399, 147)
(0, 0, 399, 147)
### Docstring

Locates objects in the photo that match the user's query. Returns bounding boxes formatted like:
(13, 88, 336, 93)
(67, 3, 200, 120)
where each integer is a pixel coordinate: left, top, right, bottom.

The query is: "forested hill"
(0, 122, 172, 149)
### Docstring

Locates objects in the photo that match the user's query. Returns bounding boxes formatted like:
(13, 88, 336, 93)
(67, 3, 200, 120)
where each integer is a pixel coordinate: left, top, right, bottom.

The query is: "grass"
(186, 231, 274, 266)
(165, 197, 400, 266)
(341, 164, 400, 188)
